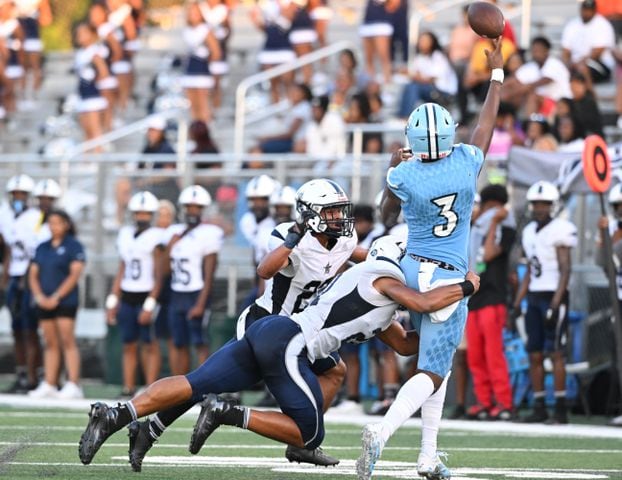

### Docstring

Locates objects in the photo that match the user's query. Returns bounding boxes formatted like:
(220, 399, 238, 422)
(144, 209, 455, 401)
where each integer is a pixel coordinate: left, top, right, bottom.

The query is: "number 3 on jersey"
(431, 193, 458, 238)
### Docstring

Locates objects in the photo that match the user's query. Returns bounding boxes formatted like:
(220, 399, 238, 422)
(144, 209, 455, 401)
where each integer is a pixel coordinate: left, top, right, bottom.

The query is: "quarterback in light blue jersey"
(357, 38, 505, 480)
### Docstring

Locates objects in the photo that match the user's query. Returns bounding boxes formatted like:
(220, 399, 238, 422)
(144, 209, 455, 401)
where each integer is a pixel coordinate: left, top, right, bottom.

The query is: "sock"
(420, 373, 450, 458)
(379, 373, 435, 444)
(115, 401, 138, 426)
(554, 391, 566, 410)
(383, 383, 399, 401)
(149, 401, 195, 440)
(219, 405, 249, 429)
(16, 366, 27, 384)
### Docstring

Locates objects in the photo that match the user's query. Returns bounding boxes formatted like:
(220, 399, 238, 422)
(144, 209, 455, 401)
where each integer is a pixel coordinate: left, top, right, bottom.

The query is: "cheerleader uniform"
(257, 0, 295, 66)
(74, 44, 108, 113)
(0, 18, 24, 79)
(16, 0, 42, 52)
(108, 3, 133, 76)
(309, 0, 332, 22)
(124, 4, 142, 53)
(359, 0, 393, 38)
(289, 0, 317, 46)
(181, 23, 214, 89)
(199, 1, 229, 76)
(95, 22, 120, 92)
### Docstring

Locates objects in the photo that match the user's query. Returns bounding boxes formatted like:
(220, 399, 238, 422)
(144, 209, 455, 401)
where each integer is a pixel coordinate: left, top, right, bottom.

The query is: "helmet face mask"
(295, 179, 354, 239)
(405, 103, 456, 161)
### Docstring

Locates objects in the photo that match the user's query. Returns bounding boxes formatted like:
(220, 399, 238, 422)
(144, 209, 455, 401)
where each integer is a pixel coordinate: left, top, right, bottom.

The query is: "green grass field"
(0, 403, 621, 480)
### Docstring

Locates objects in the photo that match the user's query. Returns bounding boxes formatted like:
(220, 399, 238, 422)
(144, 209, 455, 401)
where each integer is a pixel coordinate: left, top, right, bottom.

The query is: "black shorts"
(37, 305, 78, 321)
(525, 291, 568, 353)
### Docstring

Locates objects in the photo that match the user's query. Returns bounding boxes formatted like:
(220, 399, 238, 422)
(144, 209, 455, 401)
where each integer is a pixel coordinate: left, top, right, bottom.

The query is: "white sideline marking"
(0, 441, 620, 455)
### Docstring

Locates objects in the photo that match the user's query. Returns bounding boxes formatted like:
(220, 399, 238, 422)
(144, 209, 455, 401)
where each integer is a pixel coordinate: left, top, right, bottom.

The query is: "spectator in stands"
(359, 0, 400, 84)
(137, 115, 179, 205)
(524, 114, 558, 151)
(561, 0, 616, 85)
(486, 102, 525, 164)
(513, 181, 577, 424)
(16, 0, 51, 107)
(162, 185, 223, 375)
(329, 67, 357, 115)
(554, 114, 585, 153)
(190, 119, 220, 170)
(251, 0, 295, 104)
(598, 0, 622, 39)
(89, 1, 122, 132)
(502, 36, 571, 118)
(345, 92, 382, 153)
(106, 192, 163, 399)
(251, 82, 312, 155)
(448, 5, 479, 124)
(298, 94, 346, 159)
(463, 37, 516, 121)
(569, 71, 603, 136)
(490, 0, 516, 46)
(466, 185, 515, 421)
(287, 0, 316, 85)
(0, 0, 25, 115)
(74, 22, 110, 147)
(200, 0, 231, 110)
(28, 210, 85, 400)
(181, 1, 222, 124)
(397, 31, 457, 119)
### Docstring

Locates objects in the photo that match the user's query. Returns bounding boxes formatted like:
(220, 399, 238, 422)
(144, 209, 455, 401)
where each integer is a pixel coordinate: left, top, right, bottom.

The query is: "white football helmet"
(128, 191, 159, 212)
(34, 179, 62, 198)
(270, 185, 297, 207)
(245, 175, 279, 199)
(366, 235, 405, 264)
(295, 178, 354, 238)
(609, 183, 622, 205)
(178, 185, 211, 206)
(6, 174, 35, 193)
(526, 181, 559, 203)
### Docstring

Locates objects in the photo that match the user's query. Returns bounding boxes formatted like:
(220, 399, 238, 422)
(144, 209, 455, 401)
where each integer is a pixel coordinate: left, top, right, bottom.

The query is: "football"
(467, 2, 505, 39)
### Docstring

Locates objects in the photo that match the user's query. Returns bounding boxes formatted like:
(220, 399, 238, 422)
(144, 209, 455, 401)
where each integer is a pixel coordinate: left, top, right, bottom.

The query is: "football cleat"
(417, 451, 451, 480)
(128, 420, 156, 472)
(285, 445, 339, 467)
(78, 403, 124, 465)
(188, 394, 232, 454)
(355, 423, 385, 480)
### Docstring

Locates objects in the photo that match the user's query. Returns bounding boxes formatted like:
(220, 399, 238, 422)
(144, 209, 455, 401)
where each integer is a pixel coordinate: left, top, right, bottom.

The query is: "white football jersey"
(239, 212, 276, 265)
(117, 226, 164, 293)
(255, 221, 357, 316)
(293, 258, 406, 362)
(1, 208, 41, 277)
(163, 223, 224, 292)
(33, 209, 51, 248)
(522, 218, 577, 292)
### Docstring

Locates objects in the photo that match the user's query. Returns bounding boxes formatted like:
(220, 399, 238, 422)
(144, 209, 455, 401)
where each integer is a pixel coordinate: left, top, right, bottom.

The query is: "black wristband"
(284, 230, 303, 249)
(459, 280, 475, 297)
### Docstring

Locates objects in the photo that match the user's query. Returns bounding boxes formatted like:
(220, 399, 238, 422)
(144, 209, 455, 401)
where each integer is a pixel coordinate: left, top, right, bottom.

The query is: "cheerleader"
(106, 0, 137, 115)
(359, 0, 400, 83)
(0, 0, 24, 114)
(106, 191, 163, 397)
(286, 0, 316, 84)
(15, 0, 50, 104)
(74, 22, 109, 145)
(162, 185, 223, 374)
(182, 1, 221, 123)
(309, 0, 331, 50)
(199, 0, 230, 110)
(251, 0, 295, 103)
(89, 2, 122, 132)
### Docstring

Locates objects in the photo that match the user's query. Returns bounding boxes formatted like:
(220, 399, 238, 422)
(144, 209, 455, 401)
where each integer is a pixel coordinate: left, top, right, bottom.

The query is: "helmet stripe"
(425, 103, 438, 159)
(325, 179, 343, 194)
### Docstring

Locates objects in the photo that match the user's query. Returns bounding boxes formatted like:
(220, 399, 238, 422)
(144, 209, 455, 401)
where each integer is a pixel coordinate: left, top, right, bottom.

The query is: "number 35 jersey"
(387, 143, 484, 273)
(117, 226, 164, 293)
(255, 221, 357, 316)
(522, 218, 577, 292)
(163, 223, 224, 293)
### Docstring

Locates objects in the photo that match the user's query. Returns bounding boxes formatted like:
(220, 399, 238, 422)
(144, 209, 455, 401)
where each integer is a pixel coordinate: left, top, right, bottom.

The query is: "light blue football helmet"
(405, 103, 456, 160)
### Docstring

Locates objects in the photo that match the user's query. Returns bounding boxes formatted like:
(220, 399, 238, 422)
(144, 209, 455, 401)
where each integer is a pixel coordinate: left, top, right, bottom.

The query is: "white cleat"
(355, 423, 384, 480)
(417, 451, 451, 480)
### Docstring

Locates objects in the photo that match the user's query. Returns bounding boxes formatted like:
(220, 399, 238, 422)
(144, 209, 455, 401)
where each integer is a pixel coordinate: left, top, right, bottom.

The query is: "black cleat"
(518, 407, 549, 424)
(78, 402, 124, 464)
(189, 394, 232, 454)
(285, 445, 340, 467)
(128, 420, 155, 472)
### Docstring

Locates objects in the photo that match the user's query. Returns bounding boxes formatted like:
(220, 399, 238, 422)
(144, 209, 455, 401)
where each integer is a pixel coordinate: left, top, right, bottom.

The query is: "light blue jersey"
(387, 143, 484, 274)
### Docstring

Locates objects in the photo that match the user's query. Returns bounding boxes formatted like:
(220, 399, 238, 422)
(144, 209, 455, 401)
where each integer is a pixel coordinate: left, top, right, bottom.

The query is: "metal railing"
(233, 40, 355, 158)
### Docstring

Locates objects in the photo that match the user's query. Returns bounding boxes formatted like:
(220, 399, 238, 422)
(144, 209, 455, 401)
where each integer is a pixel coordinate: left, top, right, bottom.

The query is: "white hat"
(147, 115, 167, 131)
